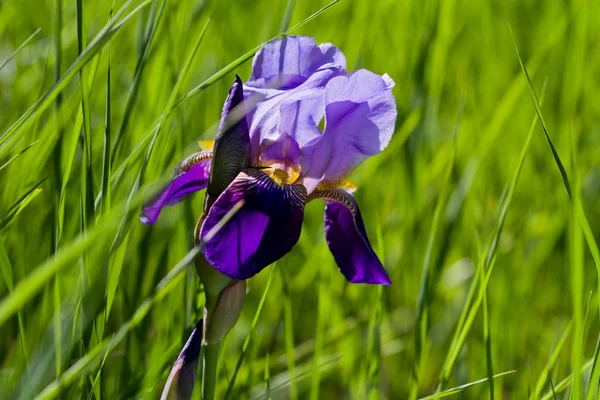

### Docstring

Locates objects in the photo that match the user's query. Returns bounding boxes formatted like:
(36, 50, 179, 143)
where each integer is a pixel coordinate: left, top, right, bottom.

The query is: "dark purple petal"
(141, 157, 211, 225)
(248, 35, 346, 90)
(300, 70, 397, 193)
(318, 189, 391, 285)
(160, 319, 203, 400)
(200, 169, 307, 280)
(205, 75, 251, 213)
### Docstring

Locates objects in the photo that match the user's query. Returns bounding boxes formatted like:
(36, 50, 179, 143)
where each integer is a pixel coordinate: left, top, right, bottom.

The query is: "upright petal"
(260, 132, 300, 166)
(300, 70, 397, 193)
(160, 319, 203, 400)
(205, 75, 251, 213)
(244, 66, 342, 162)
(141, 153, 212, 225)
(312, 188, 391, 285)
(248, 35, 346, 90)
(200, 169, 307, 280)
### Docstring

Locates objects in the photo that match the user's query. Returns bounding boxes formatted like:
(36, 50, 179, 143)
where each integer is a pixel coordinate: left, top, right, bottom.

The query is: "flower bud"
(194, 215, 246, 345)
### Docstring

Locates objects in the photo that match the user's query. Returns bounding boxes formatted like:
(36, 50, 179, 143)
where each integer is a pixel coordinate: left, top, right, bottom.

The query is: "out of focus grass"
(1, 0, 600, 398)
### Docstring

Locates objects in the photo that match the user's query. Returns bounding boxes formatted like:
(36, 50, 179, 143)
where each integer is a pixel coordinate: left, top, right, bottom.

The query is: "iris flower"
(141, 35, 397, 285)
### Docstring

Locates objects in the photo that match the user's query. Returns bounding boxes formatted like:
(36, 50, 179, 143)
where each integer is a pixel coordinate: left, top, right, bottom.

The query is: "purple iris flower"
(141, 36, 397, 285)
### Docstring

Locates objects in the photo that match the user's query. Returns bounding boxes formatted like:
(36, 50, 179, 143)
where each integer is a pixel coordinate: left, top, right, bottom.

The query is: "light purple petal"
(278, 99, 323, 147)
(260, 132, 300, 166)
(248, 35, 346, 90)
(244, 66, 342, 162)
(141, 157, 211, 225)
(200, 169, 307, 280)
(160, 319, 203, 400)
(320, 189, 391, 285)
(205, 75, 251, 213)
(300, 70, 397, 193)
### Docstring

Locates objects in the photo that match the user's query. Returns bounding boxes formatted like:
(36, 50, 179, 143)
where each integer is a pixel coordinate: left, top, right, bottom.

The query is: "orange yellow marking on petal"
(197, 140, 215, 150)
(314, 178, 358, 193)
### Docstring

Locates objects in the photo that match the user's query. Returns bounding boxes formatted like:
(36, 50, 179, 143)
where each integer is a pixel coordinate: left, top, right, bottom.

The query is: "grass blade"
(0, 140, 39, 172)
(507, 19, 600, 311)
(410, 99, 462, 399)
(0, 178, 45, 230)
(529, 321, 573, 400)
(437, 79, 548, 390)
(0, 0, 151, 152)
(110, 0, 166, 163)
(224, 266, 276, 400)
(32, 247, 201, 400)
(0, 27, 42, 71)
(420, 371, 515, 399)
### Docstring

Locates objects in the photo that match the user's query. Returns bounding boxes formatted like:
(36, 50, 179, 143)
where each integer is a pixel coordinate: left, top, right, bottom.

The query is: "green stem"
(201, 342, 220, 400)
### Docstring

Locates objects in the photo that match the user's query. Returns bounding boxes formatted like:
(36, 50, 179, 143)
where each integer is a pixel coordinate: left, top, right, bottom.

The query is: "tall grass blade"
(0, 0, 151, 152)
(32, 247, 201, 400)
(530, 321, 572, 400)
(507, 20, 600, 307)
(0, 27, 41, 71)
(540, 359, 594, 400)
(436, 79, 548, 389)
(110, 0, 165, 163)
(224, 266, 276, 400)
(410, 99, 462, 399)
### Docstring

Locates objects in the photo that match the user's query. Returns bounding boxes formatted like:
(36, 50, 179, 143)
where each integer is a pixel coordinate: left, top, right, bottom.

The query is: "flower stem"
(201, 342, 220, 400)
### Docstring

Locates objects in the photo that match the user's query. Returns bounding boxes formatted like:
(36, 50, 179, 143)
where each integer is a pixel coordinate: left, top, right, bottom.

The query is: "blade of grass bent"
(507, 20, 600, 299)
(508, 22, 600, 395)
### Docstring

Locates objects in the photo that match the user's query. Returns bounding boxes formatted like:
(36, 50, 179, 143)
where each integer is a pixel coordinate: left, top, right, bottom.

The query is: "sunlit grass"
(1, 0, 600, 398)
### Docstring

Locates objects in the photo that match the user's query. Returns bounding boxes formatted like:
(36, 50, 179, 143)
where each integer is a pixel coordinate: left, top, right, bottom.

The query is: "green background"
(1, 0, 600, 398)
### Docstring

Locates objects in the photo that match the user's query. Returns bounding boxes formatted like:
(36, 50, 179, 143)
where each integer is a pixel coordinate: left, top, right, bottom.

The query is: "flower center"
(260, 133, 301, 185)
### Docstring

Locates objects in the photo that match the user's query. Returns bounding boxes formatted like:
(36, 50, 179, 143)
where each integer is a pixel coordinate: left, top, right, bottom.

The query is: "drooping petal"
(300, 70, 397, 193)
(141, 153, 212, 225)
(312, 188, 391, 285)
(205, 75, 251, 213)
(247, 35, 346, 90)
(200, 169, 307, 280)
(160, 319, 203, 400)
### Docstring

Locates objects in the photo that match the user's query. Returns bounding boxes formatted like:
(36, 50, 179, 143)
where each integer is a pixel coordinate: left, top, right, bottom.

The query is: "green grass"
(1, 0, 600, 398)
